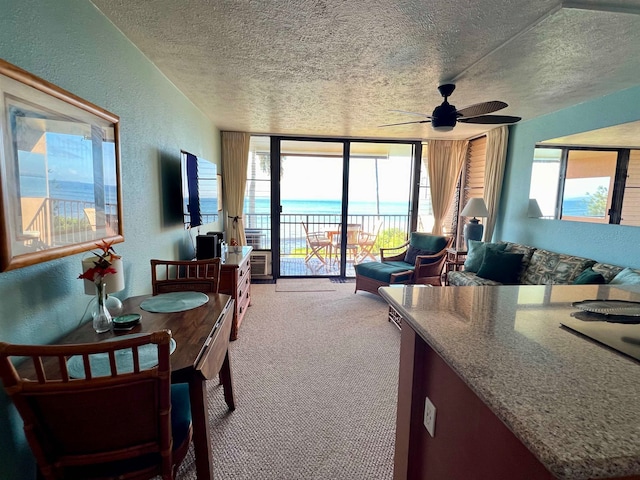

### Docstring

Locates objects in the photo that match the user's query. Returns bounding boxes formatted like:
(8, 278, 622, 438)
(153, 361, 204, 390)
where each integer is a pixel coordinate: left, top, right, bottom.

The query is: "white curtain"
(221, 132, 250, 246)
(427, 140, 469, 235)
(483, 126, 509, 242)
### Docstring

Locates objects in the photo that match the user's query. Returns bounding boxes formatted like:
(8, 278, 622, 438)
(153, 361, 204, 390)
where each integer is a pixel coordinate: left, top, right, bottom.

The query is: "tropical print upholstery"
(447, 242, 625, 287)
(592, 262, 624, 284)
(520, 249, 595, 285)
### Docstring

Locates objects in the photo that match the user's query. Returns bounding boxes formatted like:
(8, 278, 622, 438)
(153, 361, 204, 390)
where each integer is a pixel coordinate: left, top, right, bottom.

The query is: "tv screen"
(181, 151, 218, 228)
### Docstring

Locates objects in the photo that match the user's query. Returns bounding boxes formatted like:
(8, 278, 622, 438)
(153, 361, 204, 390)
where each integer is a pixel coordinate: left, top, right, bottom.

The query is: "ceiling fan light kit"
(382, 83, 522, 131)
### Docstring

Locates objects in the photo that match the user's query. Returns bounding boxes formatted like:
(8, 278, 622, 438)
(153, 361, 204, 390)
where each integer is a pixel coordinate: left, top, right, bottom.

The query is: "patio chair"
(302, 222, 332, 264)
(331, 224, 361, 263)
(0, 330, 192, 480)
(355, 219, 383, 264)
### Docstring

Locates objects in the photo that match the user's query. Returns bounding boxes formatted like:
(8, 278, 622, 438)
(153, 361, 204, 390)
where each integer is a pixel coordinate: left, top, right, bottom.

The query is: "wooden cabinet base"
(396, 325, 555, 480)
(219, 250, 252, 341)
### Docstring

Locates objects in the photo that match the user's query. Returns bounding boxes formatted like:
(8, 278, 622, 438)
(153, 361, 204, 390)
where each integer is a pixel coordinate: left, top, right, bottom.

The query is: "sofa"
(447, 240, 640, 286)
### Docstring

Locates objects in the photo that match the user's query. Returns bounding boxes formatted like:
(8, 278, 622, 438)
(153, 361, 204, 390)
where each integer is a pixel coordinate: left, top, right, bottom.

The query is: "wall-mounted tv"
(180, 150, 218, 228)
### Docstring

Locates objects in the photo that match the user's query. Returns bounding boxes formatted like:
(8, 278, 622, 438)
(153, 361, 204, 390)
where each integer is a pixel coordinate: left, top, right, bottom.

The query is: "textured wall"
(496, 85, 640, 268)
(0, 1, 220, 478)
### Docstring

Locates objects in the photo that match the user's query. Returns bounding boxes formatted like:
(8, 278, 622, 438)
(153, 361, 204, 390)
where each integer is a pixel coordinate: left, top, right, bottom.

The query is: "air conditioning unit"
(250, 250, 272, 278)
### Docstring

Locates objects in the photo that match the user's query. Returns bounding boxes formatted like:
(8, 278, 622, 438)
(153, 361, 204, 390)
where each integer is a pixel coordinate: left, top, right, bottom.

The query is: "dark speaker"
(196, 234, 219, 259)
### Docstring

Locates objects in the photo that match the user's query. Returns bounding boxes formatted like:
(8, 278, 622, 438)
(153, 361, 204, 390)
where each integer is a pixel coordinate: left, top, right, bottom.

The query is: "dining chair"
(0, 330, 192, 480)
(150, 257, 221, 295)
(301, 222, 332, 264)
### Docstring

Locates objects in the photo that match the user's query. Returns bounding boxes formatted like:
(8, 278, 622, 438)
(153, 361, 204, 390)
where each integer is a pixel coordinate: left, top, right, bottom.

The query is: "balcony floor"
(278, 256, 359, 277)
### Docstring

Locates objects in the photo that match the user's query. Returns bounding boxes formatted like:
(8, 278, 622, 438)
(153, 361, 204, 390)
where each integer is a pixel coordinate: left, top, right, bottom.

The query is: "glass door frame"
(268, 136, 423, 279)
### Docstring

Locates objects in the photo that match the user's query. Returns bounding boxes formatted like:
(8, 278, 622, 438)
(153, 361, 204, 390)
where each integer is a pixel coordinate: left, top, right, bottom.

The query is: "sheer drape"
(427, 140, 469, 235)
(221, 132, 250, 245)
(483, 126, 508, 241)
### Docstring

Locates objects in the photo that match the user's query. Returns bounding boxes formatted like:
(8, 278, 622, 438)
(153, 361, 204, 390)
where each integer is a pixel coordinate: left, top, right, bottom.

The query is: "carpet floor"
(275, 278, 337, 292)
(175, 282, 400, 479)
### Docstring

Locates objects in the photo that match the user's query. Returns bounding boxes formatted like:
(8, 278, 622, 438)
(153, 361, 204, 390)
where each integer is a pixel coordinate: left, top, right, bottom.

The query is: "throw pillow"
(404, 246, 433, 265)
(463, 240, 507, 273)
(573, 268, 606, 285)
(476, 249, 524, 284)
(609, 267, 640, 285)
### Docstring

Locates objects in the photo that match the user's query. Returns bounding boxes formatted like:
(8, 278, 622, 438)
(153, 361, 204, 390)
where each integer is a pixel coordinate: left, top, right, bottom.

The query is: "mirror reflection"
(529, 121, 640, 226)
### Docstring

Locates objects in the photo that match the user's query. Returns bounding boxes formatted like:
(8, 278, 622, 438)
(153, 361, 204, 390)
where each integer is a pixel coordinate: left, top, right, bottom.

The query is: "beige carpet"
(275, 278, 337, 292)
(176, 283, 399, 480)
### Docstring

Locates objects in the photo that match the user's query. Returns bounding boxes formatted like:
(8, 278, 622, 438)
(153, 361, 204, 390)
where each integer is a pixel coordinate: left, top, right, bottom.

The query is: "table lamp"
(460, 198, 489, 248)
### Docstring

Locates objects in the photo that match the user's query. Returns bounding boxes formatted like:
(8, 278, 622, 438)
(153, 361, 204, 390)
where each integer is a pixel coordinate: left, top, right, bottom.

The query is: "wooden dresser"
(219, 246, 252, 340)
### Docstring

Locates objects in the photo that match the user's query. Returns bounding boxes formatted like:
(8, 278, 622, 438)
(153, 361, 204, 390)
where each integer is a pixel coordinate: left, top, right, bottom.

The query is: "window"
(531, 146, 640, 225)
(244, 136, 271, 249)
(418, 136, 487, 247)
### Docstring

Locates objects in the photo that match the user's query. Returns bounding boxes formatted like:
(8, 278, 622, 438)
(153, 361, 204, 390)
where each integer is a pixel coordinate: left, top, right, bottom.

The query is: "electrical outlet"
(424, 396, 436, 437)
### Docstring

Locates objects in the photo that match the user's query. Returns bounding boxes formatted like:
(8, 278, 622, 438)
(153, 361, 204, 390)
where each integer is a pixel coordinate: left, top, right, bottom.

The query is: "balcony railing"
(243, 213, 410, 260)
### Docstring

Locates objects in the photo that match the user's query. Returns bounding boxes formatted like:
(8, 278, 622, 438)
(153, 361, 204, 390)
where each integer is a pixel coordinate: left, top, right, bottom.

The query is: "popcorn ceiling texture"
(92, 0, 640, 140)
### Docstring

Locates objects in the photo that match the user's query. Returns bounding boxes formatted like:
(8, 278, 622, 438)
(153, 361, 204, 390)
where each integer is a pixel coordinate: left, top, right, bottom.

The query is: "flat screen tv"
(180, 151, 218, 228)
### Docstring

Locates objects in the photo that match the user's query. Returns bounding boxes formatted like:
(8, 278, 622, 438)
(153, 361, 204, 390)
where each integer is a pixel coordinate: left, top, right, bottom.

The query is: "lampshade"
(82, 256, 125, 295)
(461, 198, 489, 218)
(528, 198, 543, 218)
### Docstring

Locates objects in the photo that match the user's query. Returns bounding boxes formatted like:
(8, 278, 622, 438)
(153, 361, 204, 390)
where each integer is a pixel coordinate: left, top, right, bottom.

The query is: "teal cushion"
(476, 249, 524, 284)
(409, 233, 448, 253)
(404, 246, 433, 265)
(355, 261, 414, 283)
(171, 383, 192, 449)
(609, 267, 640, 285)
(464, 240, 507, 273)
(573, 268, 606, 285)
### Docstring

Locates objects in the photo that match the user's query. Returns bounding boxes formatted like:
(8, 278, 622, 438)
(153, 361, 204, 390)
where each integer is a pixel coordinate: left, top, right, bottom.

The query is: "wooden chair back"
(0, 330, 187, 480)
(413, 235, 454, 285)
(151, 258, 221, 295)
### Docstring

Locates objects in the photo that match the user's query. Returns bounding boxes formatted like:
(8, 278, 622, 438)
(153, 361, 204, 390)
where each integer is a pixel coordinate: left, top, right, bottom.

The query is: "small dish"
(113, 313, 141, 330)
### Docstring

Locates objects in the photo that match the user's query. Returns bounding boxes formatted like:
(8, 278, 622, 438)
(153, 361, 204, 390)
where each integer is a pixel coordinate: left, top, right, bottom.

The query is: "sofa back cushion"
(476, 250, 525, 284)
(464, 240, 507, 273)
(521, 249, 595, 285)
(409, 233, 449, 253)
(573, 267, 606, 285)
(609, 267, 640, 285)
(500, 242, 537, 281)
(592, 262, 624, 283)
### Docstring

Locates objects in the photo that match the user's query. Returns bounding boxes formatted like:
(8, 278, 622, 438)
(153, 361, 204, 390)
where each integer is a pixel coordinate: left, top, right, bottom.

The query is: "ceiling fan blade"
(379, 119, 431, 127)
(458, 115, 521, 125)
(389, 109, 431, 118)
(456, 101, 508, 118)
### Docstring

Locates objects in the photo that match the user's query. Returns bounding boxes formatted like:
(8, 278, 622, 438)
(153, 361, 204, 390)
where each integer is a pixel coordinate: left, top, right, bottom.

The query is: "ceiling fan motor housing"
(431, 102, 457, 129)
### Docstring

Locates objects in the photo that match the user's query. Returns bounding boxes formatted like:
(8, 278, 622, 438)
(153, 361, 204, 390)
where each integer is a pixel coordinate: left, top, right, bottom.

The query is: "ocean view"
(20, 178, 118, 205)
(243, 198, 410, 215)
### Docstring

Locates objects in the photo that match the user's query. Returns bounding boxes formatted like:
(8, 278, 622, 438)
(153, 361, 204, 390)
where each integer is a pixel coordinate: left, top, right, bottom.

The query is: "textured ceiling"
(91, 0, 640, 141)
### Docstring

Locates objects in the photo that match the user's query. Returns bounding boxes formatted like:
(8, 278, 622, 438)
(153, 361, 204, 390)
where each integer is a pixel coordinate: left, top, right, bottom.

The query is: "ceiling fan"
(381, 84, 521, 132)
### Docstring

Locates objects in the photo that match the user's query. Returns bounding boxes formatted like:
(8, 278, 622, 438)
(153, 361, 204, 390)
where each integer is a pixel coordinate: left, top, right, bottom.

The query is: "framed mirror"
(0, 59, 123, 271)
(529, 121, 640, 226)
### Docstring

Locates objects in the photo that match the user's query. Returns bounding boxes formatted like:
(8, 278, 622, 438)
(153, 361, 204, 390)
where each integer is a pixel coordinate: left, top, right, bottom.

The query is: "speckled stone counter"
(380, 284, 640, 480)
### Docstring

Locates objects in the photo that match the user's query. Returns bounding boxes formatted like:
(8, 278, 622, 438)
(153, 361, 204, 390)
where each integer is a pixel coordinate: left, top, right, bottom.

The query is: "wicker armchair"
(354, 233, 453, 295)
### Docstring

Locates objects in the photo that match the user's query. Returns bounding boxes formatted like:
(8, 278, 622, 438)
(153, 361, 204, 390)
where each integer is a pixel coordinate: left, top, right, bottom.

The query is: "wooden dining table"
(16, 292, 236, 480)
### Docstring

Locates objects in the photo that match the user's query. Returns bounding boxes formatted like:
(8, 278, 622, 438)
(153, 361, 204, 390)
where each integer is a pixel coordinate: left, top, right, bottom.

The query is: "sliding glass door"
(279, 140, 343, 277)
(244, 136, 421, 279)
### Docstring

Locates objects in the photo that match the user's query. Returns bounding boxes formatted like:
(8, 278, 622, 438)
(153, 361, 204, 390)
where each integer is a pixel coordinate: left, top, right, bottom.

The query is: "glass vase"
(93, 282, 113, 333)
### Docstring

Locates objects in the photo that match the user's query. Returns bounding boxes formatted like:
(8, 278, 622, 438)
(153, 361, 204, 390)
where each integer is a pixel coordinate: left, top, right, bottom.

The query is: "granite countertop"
(380, 284, 640, 480)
